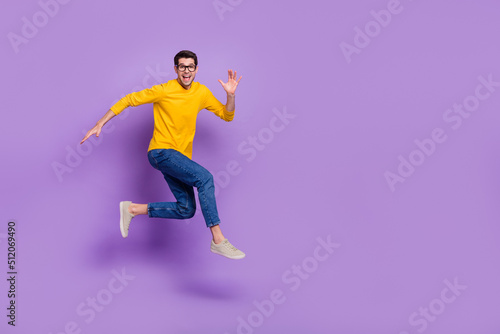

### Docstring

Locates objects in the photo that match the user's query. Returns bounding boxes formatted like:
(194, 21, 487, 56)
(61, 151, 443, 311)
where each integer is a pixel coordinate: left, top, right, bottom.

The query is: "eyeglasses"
(176, 64, 197, 72)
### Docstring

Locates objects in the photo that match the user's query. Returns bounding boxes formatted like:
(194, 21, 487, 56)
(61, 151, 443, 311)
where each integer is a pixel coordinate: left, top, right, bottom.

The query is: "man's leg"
(148, 173, 197, 219)
(128, 204, 147, 215)
(127, 150, 224, 236)
(146, 149, 221, 227)
(127, 202, 225, 243)
(124, 149, 245, 258)
(121, 150, 196, 237)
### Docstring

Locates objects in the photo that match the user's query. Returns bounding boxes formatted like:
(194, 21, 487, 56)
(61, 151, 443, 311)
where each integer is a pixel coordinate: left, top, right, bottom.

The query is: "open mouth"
(182, 75, 190, 81)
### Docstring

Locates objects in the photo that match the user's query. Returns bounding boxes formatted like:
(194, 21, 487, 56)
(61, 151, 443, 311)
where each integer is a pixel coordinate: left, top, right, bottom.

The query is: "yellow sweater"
(110, 79, 234, 159)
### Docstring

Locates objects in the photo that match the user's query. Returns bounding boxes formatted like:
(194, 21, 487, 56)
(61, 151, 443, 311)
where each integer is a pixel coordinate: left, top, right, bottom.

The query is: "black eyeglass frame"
(176, 64, 197, 72)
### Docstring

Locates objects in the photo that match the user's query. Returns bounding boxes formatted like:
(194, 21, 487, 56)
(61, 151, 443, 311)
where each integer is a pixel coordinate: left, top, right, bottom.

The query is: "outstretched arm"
(80, 84, 165, 145)
(218, 69, 242, 112)
(80, 109, 115, 144)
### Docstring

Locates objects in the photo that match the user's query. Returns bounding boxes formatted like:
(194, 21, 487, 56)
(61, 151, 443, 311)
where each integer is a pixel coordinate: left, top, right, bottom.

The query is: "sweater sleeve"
(110, 84, 165, 115)
(202, 87, 235, 122)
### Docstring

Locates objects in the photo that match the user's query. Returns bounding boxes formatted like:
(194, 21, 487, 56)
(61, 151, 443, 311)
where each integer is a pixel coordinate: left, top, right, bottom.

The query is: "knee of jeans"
(179, 206, 196, 219)
(197, 172, 214, 187)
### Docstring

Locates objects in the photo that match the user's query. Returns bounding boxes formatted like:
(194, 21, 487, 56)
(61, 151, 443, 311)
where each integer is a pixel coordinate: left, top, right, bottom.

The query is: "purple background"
(1, 0, 500, 333)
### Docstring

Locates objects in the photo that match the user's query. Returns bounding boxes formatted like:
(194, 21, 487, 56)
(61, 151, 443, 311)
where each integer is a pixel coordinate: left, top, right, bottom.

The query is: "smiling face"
(174, 57, 198, 89)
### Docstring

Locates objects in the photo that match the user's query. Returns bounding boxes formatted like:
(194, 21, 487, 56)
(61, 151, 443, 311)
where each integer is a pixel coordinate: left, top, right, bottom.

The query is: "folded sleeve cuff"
(110, 97, 129, 115)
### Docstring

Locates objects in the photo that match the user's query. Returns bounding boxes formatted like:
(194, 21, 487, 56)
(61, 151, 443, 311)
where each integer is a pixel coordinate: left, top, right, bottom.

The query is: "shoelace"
(222, 240, 238, 252)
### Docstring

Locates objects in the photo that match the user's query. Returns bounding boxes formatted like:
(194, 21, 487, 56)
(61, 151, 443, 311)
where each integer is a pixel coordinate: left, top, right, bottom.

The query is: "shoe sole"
(210, 248, 246, 260)
(119, 201, 129, 238)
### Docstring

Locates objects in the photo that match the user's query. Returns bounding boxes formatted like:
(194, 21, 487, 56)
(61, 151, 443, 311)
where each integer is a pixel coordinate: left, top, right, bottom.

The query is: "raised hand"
(218, 69, 242, 95)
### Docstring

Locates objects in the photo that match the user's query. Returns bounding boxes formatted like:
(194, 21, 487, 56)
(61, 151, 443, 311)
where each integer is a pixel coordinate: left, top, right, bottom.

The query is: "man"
(80, 50, 245, 260)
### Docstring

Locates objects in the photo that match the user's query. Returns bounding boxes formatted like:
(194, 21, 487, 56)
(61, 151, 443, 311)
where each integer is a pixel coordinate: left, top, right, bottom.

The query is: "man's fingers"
(226, 69, 240, 82)
(80, 134, 89, 144)
(81, 135, 90, 144)
(80, 127, 98, 144)
(221, 71, 241, 91)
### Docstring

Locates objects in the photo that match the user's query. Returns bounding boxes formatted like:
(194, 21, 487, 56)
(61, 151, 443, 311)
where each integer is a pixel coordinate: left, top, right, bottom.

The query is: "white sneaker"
(120, 201, 135, 238)
(210, 239, 246, 260)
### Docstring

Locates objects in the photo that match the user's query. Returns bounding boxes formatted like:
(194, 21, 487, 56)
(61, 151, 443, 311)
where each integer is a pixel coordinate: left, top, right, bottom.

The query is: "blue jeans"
(146, 149, 220, 227)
